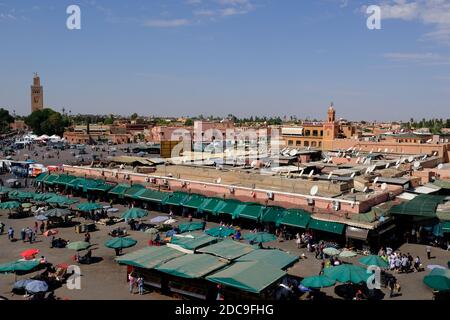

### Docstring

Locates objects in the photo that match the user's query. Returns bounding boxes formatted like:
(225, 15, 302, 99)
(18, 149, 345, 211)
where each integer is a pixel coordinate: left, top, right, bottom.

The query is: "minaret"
(323, 102, 338, 150)
(31, 73, 44, 113)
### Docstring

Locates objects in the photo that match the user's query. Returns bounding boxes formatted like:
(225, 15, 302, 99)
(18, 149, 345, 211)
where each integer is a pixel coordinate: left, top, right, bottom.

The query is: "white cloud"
(143, 18, 191, 28)
(384, 52, 450, 65)
(366, 0, 450, 44)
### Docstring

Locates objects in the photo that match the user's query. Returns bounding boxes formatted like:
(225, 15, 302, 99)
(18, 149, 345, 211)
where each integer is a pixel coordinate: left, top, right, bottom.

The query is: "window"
(311, 141, 317, 147)
(304, 141, 309, 147)
(305, 130, 311, 136)
(318, 142, 322, 147)
(320, 130, 323, 136)
(313, 130, 318, 137)
(296, 141, 301, 146)
(288, 140, 293, 146)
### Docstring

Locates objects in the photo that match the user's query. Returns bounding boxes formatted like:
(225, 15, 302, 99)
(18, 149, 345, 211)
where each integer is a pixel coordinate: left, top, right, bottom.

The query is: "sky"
(0, 0, 450, 121)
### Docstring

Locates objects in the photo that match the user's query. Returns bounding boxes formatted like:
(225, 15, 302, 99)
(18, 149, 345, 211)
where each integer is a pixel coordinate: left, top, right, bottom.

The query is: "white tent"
(37, 135, 49, 140)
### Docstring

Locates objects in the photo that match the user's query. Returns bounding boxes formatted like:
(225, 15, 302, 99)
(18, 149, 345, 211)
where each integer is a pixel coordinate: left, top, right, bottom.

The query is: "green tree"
(185, 118, 194, 126)
(131, 113, 139, 120)
(0, 108, 14, 133)
(25, 108, 69, 136)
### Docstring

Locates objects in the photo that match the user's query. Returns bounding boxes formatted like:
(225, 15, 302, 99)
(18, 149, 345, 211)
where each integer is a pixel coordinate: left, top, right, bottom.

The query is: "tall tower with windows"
(322, 102, 338, 150)
(31, 73, 44, 113)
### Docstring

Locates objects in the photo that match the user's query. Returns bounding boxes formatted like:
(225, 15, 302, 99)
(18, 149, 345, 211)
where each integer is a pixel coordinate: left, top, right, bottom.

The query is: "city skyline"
(1, 0, 450, 120)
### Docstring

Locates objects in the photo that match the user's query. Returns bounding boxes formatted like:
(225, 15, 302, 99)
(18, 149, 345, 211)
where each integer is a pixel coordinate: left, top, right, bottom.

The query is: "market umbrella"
(150, 216, 169, 223)
(121, 208, 148, 220)
(324, 264, 370, 284)
(339, 250, 357, 258)
(10, 191, 35, 200)
(43, 229, 58, 237)
(76, 202, 103, 212)
(20, 249, 40, 260)
(301, 275, 336, 289)
(359, 255, 389, 268)
(0, 201, 21, 210)
(423, 268, 450, 291)
(105, 237, 137, 249)
(178, 222, 205, 233)
(243, 232, 277, 243)
(164, 218, 177, 225)
(43, 208, 71, 218)
(323, 247, 341, 256)
(145, 228, 159, 235)
(47, 196, 78, 206)
(33, 193, 57, 202)
(0, 260, 40, 273)
(427, 264, 446, 270)
(25, 280, 48, 294)
(21, 203, 33, 209)
(35, 215, 48, 221)
(67, 241, 91, 251)
(205, 226, 236, 238)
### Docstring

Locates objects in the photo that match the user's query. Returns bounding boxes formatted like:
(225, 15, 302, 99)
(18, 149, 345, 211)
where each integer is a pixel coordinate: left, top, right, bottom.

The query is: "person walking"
(426, 245, 431, 259)
(7, 227, 14, 241)
(0, 221, 5, 234)
(84, 232, 91, 243)
(20, 227, 26, 242)
(39, 222, 45, 234)
(137, 276, 144, 295)
(128, 273, 136, 294)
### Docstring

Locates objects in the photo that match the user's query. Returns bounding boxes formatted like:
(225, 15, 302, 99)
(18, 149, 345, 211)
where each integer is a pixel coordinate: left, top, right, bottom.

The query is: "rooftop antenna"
(310, 185, 319, 196)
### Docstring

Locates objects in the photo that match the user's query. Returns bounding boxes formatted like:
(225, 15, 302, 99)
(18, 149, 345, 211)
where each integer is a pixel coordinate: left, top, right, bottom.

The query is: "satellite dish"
(385, 163, 390, 169)
(355, 152, 360, 157)
(384, 148, 388, 153)
(328, 157, 333, 163)
(355, 157, 360, 164)
(351, 172, 356, 178)
(328, 172, 333, 180)
(310, 185, 319, 196)
(216, 177, 222, 184)
(289, 149, 298, 156)
(363, 186, 368, 193)
(308, 170, 314, 177)
(381, 183, 388, 191)
(251, 160, 257, 168)
(374, 177, 379, 184)
(337, 152, 341, 157)
(433, 151, 437, 156)
(408, 156, 414, 163)
(413, 161, 420, 169)
(299, 169, 304, 176)
(395, 164, 400, 169)
(438, 164, 444, 170)
(422, 155, 427, 160)
(377, 148, 381, 152)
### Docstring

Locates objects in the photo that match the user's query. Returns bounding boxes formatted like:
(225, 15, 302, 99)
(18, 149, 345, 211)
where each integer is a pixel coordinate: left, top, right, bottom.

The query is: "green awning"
(216, 200, 244, 219)
(89, 182, 113, 192)
(236, 249, 299, 269)
(163, 192, 190, 206)
(279, 209, 311, 228)
(198, 239, 256, 260)
(116, 246, 185, 269)
(206, 261, 286, 294)
(170, 232, 218, 251)
(308, 219, 345, 234)
(108, 184, 131, 198)
(124, 184, 146, 198)
(137, 189, 170, 203)
(54, 174, 77, 186)
(156, 253, 229, 279)
(179, 222, 205, 233)
(43, 174, 59, 185)
(389, 195, 446, 218)
(199, 198, 224, 214)
(183, 194, 207, 210)
(238, 204, 266, 221)
(35, 173, 49, 183)
(260, 206, 286, 225)
(443, 222, 450, 234)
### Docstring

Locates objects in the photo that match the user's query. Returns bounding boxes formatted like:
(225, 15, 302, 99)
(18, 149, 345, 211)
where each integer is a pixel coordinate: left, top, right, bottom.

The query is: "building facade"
(31, 73, 44, 113)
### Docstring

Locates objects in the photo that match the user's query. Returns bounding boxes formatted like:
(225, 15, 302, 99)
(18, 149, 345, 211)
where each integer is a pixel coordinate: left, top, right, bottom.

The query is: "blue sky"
(0, 0, 449, 121)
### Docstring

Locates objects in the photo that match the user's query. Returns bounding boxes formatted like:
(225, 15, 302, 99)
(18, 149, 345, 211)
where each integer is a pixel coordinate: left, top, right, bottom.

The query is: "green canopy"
(0, 260, 40, 273)
(260, 206, 286, 225)
(442, 222, 450, 234)
(423, 268, 450, 291)
(34, 172, 49, 183)
(116, 246, 185, 269)
(243, 232, 276, 243)
(237, 249, 298, 269)
(301, 275, 336, 288)
(76, 202, 103, 212)
(105, 237, 137, 249)
(170, 232, 218, 251)
(9, 191, 35, 200)
(178, 222, 205, 233)
(155, 253, 229, 279)
(121, 208, 148, 220)
(137, 189, 169, 203)
(215, 200, 244, 219)
(162, 192, 190, 206)
(33, 193, 57, 201)
(46, 195, 78, 205)
(67, 241, 91, 251)
(279, 209, 311, 229)
(359, 255, 389, 268)
(199, 198, 224, 214)
(323, 247, 340, 256)
(183, 194, 206, 210)
(323, 264, 370, 284)
(0, 201, 21, 210)
(108, 184, 131, 198)
(308, 219, 345, 235)
(43, 174, 59, 185)
(238, 204, 265, 221)
(54, 174, 77, 186)
(206, 261, 286, 294)
(124, 184, 146, 199)
(389, 195, 446, 218)
(198, 239, 255, 260)
(205, 226, 236, 238)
